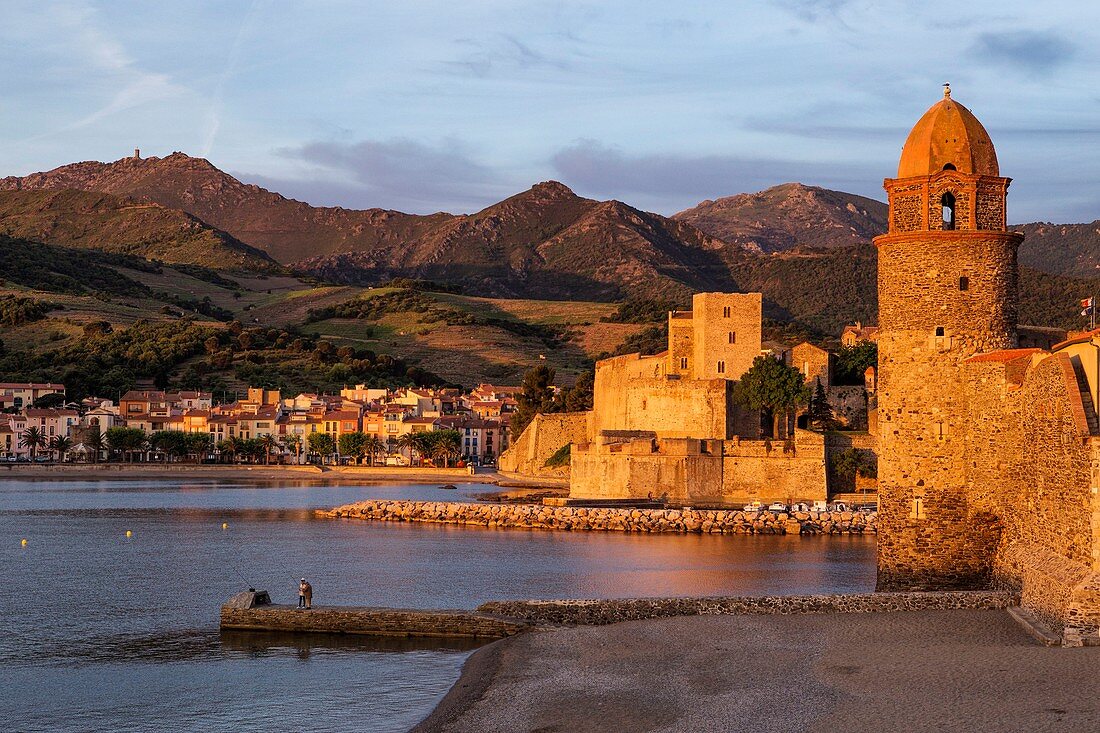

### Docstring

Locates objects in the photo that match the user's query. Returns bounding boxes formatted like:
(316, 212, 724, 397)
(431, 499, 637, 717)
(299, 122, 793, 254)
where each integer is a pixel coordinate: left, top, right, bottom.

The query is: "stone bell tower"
(875, 85, 1023, 590)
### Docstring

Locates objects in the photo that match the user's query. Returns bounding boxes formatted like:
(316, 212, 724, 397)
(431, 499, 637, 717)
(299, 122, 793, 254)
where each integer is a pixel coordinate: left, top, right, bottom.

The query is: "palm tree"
(50, 435, 73, 463)
(396, 433, 420, 466)
(219, 436, 240, 464)
(364, 435, 385, 466)
(84, 429, 105, 464)
(259, 434, 278, 465)
(432, 432, 462, 468)
(20, 426, 44, 461)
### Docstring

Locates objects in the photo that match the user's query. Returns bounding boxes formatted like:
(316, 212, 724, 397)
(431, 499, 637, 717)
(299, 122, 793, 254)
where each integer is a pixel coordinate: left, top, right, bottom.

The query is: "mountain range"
(3, 152, 1100, 332)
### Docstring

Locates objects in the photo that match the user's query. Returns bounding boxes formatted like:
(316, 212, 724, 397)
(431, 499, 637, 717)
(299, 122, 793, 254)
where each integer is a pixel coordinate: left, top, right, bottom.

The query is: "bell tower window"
(941, 192, 956, 230)
(942, 163, 956, 171)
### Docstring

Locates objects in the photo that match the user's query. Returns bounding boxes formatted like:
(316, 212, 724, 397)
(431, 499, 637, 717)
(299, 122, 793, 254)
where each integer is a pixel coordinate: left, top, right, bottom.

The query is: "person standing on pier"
(298, 578, 312, 609)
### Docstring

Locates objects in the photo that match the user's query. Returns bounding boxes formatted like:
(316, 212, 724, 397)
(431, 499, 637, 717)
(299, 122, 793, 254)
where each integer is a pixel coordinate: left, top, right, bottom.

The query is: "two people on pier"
(298, 578, 313, 609)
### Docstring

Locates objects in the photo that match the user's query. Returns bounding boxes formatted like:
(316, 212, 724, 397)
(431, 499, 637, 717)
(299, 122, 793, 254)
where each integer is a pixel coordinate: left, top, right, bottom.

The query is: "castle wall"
(827, 386, 869, 430)
(591, 353, 729, 440)
(666, 314, 694, 376)
(498, 411, 590, 476)
(789, 342, 831, 386)
(570, 431, 826, 506)
(720, 431, 827, 504)
(966, 353, 1100, 640)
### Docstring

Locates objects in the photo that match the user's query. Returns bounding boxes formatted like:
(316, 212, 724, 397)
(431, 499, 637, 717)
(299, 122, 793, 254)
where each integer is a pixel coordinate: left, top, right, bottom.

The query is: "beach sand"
(414, 609, 1099, 732)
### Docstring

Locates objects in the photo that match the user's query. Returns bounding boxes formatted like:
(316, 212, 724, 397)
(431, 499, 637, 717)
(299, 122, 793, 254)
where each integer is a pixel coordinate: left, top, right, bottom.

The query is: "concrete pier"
(219, 591, 531, 640)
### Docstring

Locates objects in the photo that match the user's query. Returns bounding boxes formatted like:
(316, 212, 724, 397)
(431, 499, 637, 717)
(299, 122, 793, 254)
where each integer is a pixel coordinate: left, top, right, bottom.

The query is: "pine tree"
(807, 378, 836, 430)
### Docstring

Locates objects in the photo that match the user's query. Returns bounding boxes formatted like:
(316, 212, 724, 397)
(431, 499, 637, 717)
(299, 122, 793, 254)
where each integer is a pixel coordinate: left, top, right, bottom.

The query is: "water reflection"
(219, 629, 485, 655)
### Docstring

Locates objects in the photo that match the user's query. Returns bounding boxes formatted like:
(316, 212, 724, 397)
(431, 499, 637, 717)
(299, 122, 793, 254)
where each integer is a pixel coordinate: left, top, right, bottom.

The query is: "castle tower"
(875, 86, 1023, 590)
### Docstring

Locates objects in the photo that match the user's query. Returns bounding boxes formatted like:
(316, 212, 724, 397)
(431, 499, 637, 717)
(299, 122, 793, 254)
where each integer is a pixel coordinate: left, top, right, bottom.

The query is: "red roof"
(1052, 328, 1100, 352)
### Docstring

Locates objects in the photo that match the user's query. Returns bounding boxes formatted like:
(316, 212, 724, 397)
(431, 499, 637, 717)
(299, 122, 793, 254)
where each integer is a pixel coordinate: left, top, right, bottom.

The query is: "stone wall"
(690, 292, 762, 381)
(570, 430, 828, 505)
(720, 431, 827, 504)
(498, 411, 589, 476)
(220, 601, 530, 639)
(325, 499, 876, 535)
(826, 386, 869, 430)
(590, 354, 731, 439)
(477, 591, 1017, 626)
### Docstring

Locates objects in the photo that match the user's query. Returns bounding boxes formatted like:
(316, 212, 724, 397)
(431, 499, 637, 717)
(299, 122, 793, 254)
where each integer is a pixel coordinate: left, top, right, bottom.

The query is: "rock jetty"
(322, 500, 876, 535)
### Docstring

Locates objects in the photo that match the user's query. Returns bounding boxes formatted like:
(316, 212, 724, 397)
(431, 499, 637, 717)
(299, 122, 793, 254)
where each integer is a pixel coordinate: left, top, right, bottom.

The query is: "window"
(680, 357, 688, 369)
(959, 276, 969, 291)
(935, 326, 945, 337)
(728, 332, 736, 344)
(941, 192, 956, 230)
(722, 306, 731, 318)
(717, 360, 726, 374)
(942, 163, 956, 171)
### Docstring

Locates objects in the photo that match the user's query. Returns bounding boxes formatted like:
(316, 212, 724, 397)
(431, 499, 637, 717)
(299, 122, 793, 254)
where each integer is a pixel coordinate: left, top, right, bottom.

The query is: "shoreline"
(0, 463, 567, 488)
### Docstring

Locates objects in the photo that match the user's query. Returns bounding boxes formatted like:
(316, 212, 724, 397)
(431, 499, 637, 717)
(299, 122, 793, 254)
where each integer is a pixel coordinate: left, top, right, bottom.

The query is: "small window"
(717, 360, 726, 374)
(728, 331, 736, 344)
(680, 357, 688, 369)
(935, 326, 945, 337)
(959, 276, 969, 291)
(722, 306, 731, 318)
(942, 163, 957, 171)
(941, 192, 956, 230)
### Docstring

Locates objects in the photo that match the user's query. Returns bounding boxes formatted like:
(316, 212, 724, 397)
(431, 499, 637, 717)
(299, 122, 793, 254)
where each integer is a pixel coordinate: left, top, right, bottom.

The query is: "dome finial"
(943, 82, 951, 99)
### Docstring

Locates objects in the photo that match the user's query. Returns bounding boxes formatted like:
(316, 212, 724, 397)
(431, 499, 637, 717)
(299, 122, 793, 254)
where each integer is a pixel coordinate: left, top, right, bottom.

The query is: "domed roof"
(897, 85, 999, 178)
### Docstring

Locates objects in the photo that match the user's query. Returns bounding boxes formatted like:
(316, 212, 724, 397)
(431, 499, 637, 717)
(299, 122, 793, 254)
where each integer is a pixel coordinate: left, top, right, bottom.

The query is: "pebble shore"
(323, 499, 877, 535)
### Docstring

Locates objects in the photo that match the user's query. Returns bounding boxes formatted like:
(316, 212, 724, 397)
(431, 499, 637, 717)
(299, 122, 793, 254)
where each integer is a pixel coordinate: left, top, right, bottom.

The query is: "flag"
(1082, 297, 1094, 308)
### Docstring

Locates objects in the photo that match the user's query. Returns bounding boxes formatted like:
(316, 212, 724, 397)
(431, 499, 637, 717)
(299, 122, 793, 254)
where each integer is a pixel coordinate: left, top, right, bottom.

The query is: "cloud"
(272, 137, 512, 213)
(440, 33, 572, 78)
(550, 139, 882, 212)
(773, 0, 851, 23)
(970, 30, 1074, 76)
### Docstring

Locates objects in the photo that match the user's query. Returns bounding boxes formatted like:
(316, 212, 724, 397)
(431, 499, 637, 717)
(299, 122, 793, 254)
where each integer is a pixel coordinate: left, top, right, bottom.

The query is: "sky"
(1, 0, 1099, 222)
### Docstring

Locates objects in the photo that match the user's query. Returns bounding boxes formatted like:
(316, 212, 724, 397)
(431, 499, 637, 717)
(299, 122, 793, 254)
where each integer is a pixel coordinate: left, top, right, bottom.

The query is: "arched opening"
(959, 276, 969, 291)
(941, 192, 956, 230)
(942, 163, 957, 171)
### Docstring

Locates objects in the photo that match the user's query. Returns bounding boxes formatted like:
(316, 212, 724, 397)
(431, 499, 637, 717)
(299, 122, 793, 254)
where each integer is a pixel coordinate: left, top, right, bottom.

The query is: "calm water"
(1, 479, 876, 732)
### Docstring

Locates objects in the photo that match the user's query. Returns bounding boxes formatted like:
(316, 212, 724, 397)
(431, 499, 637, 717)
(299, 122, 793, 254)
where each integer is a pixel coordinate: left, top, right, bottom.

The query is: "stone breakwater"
(323, 500, 876, 535)
(477, 591, 1018, 626)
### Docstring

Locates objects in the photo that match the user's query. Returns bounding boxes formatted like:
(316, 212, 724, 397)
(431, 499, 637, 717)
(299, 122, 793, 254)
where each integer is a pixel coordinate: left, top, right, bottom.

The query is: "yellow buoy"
(125, 530, 132, 538)
(222, 522, 228, 530)
(21, 539, 27, 547)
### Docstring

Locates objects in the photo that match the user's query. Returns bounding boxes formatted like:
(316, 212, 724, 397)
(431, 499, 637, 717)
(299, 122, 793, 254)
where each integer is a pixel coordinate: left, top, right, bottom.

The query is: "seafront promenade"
(0, 462, 566, 488)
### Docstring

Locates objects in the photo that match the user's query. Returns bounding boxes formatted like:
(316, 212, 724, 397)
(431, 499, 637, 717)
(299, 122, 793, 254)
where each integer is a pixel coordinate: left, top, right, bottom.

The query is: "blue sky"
(2, 1, 1098, 222)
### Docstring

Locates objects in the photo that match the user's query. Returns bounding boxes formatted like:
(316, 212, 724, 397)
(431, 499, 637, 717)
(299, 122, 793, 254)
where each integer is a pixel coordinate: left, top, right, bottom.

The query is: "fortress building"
(875, 86, 1100, 644)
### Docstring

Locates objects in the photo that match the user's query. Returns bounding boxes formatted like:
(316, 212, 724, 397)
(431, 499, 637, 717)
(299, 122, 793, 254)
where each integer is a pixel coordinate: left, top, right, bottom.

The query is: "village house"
(0, 382, 65, 411)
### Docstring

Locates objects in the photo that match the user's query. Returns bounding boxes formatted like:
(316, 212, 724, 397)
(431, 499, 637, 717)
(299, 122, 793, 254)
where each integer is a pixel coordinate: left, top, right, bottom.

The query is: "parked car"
(743, 501, 764, 512)
(812, 501, 828, 512)
(767, 502, 789, 512)
(790, 502, 811, 512)
(829, 502, 850, 512)
(855, 503, 878, 513)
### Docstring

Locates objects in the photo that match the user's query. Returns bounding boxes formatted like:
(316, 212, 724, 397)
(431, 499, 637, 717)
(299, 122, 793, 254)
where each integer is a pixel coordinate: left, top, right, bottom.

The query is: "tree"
(807, 378, 837, 431)
(397, 432, 423, 466)
(84, 428, 105, 464)
(432, 431, 462, 468)
(555, 369, 594, 413)
(511, 365, 557, 439)
(50, 435, 72, 462)
(338, 432, 369, 464)
(364, 435, 385, 466)
(105, 427, 148, 463)
(20, 426, 45, 461)
(283, 433, 302, 464)
(150, 430, 189, 463)
(834, 342, 878, 386)
(307, 432, 334, 463)
(218, 435, 241, 464)
(259, 433, 279, 465)
(186, 432, 212, 462)
(732, 355, 812, 439)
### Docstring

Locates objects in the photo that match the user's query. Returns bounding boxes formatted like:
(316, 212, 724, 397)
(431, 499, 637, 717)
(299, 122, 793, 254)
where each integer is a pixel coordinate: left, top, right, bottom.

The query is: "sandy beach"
(414, 609, 1100, 732)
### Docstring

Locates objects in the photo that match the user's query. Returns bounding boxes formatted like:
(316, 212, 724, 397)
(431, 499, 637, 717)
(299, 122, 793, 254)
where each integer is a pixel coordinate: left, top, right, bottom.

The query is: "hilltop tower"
(875, 86, 1023, 590)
